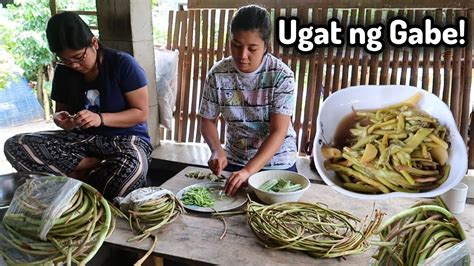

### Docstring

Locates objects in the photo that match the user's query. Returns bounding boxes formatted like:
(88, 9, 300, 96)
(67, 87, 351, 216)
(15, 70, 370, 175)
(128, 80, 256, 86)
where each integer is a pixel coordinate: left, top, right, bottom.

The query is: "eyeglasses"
(56, 47, 88, 66)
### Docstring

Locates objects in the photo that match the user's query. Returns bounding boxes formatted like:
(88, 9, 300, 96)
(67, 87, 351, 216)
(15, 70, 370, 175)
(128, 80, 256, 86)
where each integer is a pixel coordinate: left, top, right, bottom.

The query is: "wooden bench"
(156, 0, 473, 169)
(108, 166, 474, 264)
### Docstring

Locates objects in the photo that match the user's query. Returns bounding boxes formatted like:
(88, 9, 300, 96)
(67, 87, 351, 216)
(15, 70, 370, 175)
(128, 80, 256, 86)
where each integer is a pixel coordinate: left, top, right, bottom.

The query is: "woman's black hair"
(46, 12, 94, 53)
(230, 5, 271, 44)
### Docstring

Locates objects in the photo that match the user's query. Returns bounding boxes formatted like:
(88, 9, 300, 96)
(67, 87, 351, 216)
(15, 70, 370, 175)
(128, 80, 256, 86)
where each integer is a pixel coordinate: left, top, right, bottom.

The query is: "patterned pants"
(4, 130, 153, 200)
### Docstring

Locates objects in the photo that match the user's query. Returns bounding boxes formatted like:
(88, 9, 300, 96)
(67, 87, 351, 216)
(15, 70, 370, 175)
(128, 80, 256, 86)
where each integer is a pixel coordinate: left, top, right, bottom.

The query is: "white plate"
(176, 182, 248, 212)
(313, 85, 468, 200)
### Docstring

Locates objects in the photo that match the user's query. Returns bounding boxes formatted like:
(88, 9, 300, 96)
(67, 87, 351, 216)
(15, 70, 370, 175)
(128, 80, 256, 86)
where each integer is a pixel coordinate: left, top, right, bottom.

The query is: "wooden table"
(106, 166, 474, 265)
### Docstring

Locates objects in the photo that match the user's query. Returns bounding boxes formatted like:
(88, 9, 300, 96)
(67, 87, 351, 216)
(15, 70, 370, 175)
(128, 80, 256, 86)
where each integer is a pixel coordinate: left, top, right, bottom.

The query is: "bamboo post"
(293, 7, 309, 149)
(332, 10, 348, 91)
(390, 9, 405, 85)
(216, 9, 227, 144)
(224, 9, 234, 58)
(195, 10, 210, 143)
(301, 7, 319, 153)
(460, 9, 472, 143)
(281, 8, 291, 66)
(470, 111, 474, 169)
(400, 50, 409, 85)
(309, 8, 328, 153)
(409, 10, 422, 87)
(350, 8, 364, 86)
(323, 9, 336, 98)
(166, 10, 179, 138)
(273, 8, 280, 58)
(368, 11, 381, 85)
(432, 9, 443, 96)
(341, 9, 355, 89)
(187, 10, 201, 143)
(421, 11, 432, 90)
(380, 10, 395, 86)
(442, 10, 454, 105)
(450, 45, 462, 129)
(180, 10, 195, 142)
(174, 11, 186, 142)
(166, 11, 173, 50)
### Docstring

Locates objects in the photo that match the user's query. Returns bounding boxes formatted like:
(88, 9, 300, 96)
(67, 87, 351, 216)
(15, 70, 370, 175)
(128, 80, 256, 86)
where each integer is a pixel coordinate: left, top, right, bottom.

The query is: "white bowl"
(248, 170, 310, 204)
(313, 85, 468, 200)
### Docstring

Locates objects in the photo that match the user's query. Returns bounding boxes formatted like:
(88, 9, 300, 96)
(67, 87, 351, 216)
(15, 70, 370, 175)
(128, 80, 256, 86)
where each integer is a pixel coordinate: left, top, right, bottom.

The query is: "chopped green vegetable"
(181, 187, 215, 207)
(185, 171, 226, 182)
(259, 178, 303, 192)
(259, 179, 279, 191)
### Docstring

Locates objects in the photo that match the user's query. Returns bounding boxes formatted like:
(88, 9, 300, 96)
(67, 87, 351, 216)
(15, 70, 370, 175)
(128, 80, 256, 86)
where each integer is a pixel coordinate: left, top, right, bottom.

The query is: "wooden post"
(36, 67, 51, 121)
(42, 88, 51, 121)
(49, 0, 56, 15)
(36, 80, 44, 111)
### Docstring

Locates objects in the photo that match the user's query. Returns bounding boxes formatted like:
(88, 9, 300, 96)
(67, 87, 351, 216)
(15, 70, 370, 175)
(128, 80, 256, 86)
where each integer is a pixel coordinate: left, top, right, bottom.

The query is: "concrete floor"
(0, 120, 59, 175)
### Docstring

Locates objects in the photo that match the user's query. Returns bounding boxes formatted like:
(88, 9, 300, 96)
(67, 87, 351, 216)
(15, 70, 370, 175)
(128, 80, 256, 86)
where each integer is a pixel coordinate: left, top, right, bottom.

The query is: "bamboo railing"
(163, 2, 473, 167)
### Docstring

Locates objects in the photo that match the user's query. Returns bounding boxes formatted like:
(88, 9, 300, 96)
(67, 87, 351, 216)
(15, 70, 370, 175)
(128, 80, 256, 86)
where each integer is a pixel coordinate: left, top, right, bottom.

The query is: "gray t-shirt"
(199, 53, 297, 169)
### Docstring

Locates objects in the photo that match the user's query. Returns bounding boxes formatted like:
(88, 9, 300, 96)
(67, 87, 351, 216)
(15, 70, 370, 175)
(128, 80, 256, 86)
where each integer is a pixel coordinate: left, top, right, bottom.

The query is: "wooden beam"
(49, 0, 56, 15)
(188, 0, 473, 9)
(56, 10, 97, 16)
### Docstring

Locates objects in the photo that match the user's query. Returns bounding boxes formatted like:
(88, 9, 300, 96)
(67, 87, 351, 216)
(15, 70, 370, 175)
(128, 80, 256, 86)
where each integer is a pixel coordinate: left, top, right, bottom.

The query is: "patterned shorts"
(4, 130, 153, 200)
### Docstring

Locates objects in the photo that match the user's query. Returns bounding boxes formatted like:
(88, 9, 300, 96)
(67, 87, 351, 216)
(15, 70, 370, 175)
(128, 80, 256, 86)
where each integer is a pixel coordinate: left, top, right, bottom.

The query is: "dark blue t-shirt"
(51, 48, 150, 143)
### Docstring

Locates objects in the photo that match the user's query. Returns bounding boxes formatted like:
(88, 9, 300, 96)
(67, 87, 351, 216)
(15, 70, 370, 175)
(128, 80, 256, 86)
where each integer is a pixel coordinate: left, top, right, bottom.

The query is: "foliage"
(0, 0, 97, 85)
(0, 46, 23, 89)
(0, 0, 54, 82)
(1, 0, 167, 86)
(56, 0, 95, 11)
(0, 9, 22, 89)
(153, 24, 168, 47)
(152, 1, 169, 47)
(56, 0, 97, 28)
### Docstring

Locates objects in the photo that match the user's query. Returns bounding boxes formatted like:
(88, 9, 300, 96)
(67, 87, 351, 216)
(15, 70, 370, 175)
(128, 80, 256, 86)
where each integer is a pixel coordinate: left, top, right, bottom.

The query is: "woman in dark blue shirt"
(4, 12, 152, 200)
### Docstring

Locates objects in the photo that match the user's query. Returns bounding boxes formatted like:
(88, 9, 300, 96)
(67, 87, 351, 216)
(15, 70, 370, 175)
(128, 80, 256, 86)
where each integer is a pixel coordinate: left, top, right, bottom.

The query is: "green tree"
(56, 0, 95, 11)
(0, 0, 97, 90)
(0, 46, 23, 89)
(0, 8, 22, 89)
(56, 0, 97, 27)
(0, 0, 54, 82)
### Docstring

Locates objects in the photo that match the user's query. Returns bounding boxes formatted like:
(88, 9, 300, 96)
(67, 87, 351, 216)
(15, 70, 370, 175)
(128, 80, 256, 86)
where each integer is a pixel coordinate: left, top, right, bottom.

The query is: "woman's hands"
(74, 109, 102, 129)
(207, 148, 250, 197)
(53, 110, 102, 130)
(53, 111, 77, 130)
(223, 113, 292, 196)
(224, 168, 251, 196)
(208, 148, 227, 176)
(207, 149, 252, 196)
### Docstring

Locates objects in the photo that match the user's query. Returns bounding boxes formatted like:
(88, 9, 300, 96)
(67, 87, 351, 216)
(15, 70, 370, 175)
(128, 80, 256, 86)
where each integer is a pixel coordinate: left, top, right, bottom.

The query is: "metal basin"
(0, 172, 53, 208)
